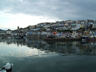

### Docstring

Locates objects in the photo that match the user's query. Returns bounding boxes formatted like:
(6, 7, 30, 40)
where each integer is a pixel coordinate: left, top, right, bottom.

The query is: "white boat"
(0, 63, 13, 72)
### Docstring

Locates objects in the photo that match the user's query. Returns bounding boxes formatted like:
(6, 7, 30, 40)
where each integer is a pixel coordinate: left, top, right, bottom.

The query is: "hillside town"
(0, 19, 96, 42)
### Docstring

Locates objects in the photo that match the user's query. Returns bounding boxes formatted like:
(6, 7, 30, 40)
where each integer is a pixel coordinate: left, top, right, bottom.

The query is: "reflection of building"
(0, 38, 96, 55)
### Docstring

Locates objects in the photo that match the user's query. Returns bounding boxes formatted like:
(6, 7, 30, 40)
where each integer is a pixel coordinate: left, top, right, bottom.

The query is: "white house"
(71, 24, 81, 30)
(6, 29, 12, 35)
(92, 24, 96, 28)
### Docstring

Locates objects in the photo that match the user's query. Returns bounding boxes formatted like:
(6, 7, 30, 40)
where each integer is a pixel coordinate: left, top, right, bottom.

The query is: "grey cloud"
(0, 0, 96, 20)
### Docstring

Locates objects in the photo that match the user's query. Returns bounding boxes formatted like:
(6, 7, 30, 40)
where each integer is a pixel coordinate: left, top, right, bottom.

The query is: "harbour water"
(0, 38, 96, 72)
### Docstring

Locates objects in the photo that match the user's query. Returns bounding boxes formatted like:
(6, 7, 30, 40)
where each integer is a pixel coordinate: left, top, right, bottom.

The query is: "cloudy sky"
(0, 0, 96, 30)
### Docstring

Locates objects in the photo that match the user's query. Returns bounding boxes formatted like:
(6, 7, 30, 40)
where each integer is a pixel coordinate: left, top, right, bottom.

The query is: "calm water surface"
(0, 38, 96, 72)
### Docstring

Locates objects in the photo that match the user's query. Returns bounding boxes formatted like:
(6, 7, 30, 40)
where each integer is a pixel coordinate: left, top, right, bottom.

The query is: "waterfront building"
(92, 24, 96, 29)
(6, 29, 12, 35)
(71, 24, 81, 30)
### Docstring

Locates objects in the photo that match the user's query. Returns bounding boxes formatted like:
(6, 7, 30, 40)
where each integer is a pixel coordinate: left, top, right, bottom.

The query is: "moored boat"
(0, 63, 13, 72)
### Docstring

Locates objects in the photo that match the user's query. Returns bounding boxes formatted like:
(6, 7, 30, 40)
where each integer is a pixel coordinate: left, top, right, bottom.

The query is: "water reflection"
(0, 39, 51, 57)
(0, 38, 96, 56)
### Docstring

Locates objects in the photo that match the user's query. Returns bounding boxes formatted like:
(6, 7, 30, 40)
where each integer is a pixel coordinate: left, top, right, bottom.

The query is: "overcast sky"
(0, 0, 96, 30)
